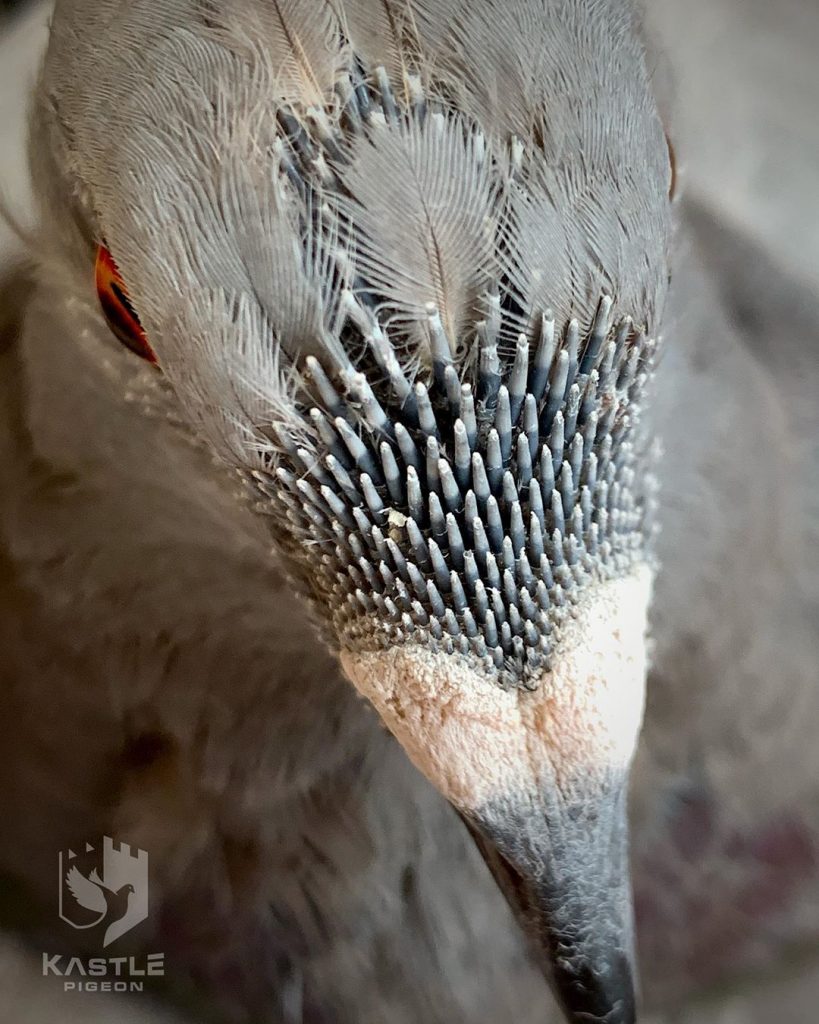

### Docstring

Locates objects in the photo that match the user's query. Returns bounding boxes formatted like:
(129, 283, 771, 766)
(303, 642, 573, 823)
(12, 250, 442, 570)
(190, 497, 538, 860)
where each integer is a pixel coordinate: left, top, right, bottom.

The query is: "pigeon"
(1, 1, 816, 1023)
(18, 2, 672, 1017)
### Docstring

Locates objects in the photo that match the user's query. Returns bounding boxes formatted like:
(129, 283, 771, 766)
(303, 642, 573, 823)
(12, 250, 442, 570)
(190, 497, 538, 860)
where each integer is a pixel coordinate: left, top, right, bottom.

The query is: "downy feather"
(164, 289, 308, 465)
(340, 0, 423, 85)
(198, 0, 350, 110)
(39, 0, 671, 465)
(333, 111, 504, 362)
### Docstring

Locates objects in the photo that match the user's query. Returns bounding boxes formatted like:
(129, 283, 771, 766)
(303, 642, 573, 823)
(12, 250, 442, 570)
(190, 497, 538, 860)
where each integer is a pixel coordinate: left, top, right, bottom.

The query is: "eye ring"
(95, 244, 158, 365)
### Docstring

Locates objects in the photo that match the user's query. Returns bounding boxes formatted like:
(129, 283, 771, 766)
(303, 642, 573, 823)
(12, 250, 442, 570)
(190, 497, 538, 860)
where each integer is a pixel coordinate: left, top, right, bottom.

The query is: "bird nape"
(33, 0, 673, 1021)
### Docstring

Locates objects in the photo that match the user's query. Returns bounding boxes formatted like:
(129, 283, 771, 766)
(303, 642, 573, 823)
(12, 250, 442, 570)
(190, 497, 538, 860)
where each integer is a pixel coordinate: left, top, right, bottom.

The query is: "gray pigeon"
(1, 1, 817, 1023)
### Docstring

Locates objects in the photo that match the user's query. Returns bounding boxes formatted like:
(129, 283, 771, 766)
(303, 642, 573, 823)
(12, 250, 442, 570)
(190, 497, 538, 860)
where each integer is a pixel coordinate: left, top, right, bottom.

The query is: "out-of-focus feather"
(164, 289, 309, 464)
(505, 156, 668, 335)
(217, 160, 351, 370)
(425, 0, 549, 140)
(426, 0, 671, 330)
(422, 0, 647, 144)
(340, 0, 419, 85)
(334, 112, 503, 360)
(199, 0, 349, 109)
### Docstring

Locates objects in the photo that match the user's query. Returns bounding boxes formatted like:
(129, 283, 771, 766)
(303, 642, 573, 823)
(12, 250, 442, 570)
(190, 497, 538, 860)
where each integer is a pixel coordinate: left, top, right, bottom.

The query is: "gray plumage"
(33, 0, 671, 702)
(2, 1, 818, 1023)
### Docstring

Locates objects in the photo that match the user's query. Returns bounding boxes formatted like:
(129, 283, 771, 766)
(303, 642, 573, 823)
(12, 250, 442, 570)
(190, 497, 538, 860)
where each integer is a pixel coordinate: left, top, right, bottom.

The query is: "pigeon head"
(36, 1, 673, 1020)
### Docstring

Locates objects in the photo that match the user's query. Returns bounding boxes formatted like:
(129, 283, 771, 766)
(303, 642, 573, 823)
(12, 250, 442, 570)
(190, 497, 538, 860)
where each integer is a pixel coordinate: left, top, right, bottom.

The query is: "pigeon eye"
(665, 132, 678, 200)
(95, 244, 157, 364)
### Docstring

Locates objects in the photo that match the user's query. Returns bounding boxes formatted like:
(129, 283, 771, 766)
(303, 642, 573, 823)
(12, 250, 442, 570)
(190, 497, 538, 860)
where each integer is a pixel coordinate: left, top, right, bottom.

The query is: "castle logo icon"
(58, 837, 149, 947)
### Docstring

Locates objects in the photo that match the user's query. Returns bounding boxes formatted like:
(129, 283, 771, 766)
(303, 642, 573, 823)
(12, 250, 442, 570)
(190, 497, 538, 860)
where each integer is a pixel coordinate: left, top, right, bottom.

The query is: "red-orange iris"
(666, 132, 678, 201)
(95, 244, 158, 365)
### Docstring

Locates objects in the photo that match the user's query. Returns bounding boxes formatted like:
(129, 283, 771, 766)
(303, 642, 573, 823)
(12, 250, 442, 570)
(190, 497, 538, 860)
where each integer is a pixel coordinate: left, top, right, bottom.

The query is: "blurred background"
(1, 0, 818, 1021)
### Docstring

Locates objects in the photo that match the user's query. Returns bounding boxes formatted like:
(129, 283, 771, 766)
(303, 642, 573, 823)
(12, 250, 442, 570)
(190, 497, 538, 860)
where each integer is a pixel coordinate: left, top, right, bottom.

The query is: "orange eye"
(95, 244, 158, 365)
(665, 132, 678, 201)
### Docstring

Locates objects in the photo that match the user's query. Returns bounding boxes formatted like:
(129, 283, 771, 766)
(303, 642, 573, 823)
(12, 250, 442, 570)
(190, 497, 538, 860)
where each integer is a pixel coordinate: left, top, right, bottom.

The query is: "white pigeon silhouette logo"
(64, 865, 135, 947)
(58, 838, 149, 946)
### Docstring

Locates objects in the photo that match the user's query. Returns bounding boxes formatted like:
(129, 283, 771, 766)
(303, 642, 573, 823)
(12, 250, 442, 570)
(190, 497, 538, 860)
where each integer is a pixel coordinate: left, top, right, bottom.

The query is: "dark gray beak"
(461, 770, 636, 1024)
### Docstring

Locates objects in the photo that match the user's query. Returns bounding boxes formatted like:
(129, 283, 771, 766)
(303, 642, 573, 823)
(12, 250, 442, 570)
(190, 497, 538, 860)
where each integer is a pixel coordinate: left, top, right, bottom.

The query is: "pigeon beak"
(460, 771, 637, 1024)
(341, 569, 651, 1024)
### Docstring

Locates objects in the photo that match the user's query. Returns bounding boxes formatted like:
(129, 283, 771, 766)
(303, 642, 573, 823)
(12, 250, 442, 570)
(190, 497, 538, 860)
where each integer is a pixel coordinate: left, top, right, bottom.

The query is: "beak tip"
(552, 951, 637, 1024)
(461, 797, 638, 1024)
